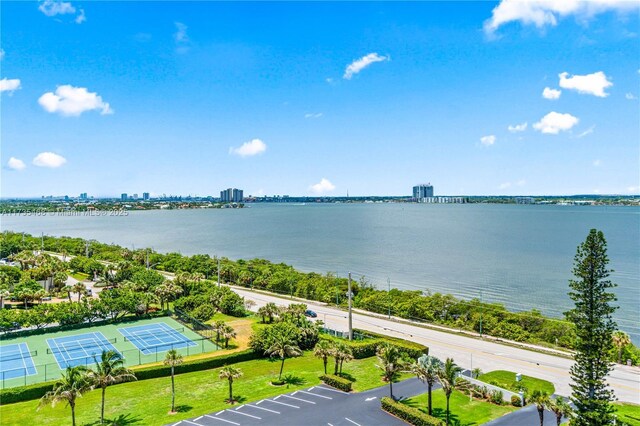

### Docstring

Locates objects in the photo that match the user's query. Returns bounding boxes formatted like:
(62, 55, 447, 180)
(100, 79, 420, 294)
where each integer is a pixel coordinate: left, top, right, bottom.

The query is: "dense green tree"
(13, 279, 42, 309)
(565, 229, 618, 425)
(264, 322, 302, 380)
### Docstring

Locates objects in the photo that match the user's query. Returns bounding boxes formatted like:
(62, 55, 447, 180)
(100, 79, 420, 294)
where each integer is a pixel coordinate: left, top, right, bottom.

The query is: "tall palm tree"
(62, 284, 74, 302)
(72, 282, 86, 302)
(213, 320, 226, 344)
(436, 357, 462, 426)
(265, 325, 302, 380)
(221, 324, 236, 349)
(219, 366, 243, 404)
(164, 349, 184, 413)
(411, 354, 443, 416)
(264, 302, 279, 323)
(333, 341, 353, 375)
(313, 340, 334, 375)
(548, 396, 574, 426)
(39, 366, 91, 426)
(375, 343, 405, 400)
(88, 350, 136, 424)
(530, 389, 550, 426)
(257, 306, 269, 323)
(612, 331, 631, 364)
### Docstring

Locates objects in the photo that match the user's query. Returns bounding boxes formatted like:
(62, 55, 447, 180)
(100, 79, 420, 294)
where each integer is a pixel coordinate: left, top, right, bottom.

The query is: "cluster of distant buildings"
(220, 188, 244, 203)
(412, 183, 466, 204)
(120, 192, 150, 201)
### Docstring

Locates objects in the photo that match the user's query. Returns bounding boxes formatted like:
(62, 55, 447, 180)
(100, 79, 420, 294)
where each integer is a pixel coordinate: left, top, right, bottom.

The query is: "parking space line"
(216, 410, 225, 415)
(313, 386, 346, 394)
(203, 414, 240, 425)
(226, 410, 261, 420)
(245, 404, 280, 414)
(195, 416, 204, 421)
(282, 394, 316, 404)
(298, 390, 332, 400)
(345, 418, 361, 426)
(262, 399, 300, 409)
(182, 420, 205, 426)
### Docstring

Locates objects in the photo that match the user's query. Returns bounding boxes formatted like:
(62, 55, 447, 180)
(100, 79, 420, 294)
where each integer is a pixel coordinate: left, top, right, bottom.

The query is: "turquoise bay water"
(2, 203, 638, 342)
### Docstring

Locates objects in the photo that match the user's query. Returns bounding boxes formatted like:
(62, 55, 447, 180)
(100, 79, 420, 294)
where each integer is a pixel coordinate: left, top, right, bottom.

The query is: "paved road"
(231, 286, 640, 404)
(170, 378, 428, 426)
(485, 404, 562, 426)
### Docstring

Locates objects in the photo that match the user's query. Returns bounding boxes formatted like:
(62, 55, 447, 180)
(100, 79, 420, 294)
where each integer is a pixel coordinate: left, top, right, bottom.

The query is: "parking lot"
(168, 380, 426, 426)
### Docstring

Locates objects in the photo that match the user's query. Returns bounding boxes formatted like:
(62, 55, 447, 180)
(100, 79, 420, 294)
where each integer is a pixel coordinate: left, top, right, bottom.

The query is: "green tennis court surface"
(0, 316, 218, 389)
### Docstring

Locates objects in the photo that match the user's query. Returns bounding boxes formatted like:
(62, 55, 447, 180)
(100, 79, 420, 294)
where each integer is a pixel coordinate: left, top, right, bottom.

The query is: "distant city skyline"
(2, 1, 639, 197)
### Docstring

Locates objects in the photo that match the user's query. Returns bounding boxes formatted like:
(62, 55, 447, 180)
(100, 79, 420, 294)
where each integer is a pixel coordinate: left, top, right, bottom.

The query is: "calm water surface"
(3, 204, 639, 342)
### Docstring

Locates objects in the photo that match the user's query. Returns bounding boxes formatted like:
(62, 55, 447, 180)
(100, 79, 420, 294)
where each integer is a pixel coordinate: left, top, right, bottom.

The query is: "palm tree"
(257, 306, 269, 323)
(530, 389, 550, 426)
(213, 320, 226, 344)
(220, 324, 237, 348)
(333, 341, 353, 375)
(219, 366, 243, 404)
(72, 282, 86, 302)
(612, 330, 631, 364)
(62, 285, 74, 302)
(548, 396, 574, 426)
(39, 366, 91, 426)
(313, 340, 334, 374)
(88, 350, 136, 424)
(375, 343, 405, 400)
(436, 357, 463, 426)
(264, 325, 302, 380)
(164, 349, 184, 413)
(264, 302, 279, 323)
(411, 354, 443, 416)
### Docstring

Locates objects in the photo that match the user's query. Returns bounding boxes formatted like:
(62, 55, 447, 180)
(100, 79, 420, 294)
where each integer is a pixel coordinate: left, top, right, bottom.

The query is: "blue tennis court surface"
(119, 322, 196, 355)
(0, 343, 37, 380)
(47, 332, 120, 369)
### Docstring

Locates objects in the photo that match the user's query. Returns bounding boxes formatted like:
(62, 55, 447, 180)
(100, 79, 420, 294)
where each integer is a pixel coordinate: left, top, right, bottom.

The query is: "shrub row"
(0, 381, 54, 405)
(1, 349, 261, 404)
(318, 334, 428, 360)
(381, 397, 444, 426)
(320, 374, 352, 392)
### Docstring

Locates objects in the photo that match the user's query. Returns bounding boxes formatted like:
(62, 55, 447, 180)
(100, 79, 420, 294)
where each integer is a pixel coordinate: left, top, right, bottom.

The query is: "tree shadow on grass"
(283, 373, 306, 387)
(174, 405, 193, 413)
(430, 408, 469, 426)
(226, 395, 248, 405)
(337, 372, 356, 383)
(85, 413, 143, 426)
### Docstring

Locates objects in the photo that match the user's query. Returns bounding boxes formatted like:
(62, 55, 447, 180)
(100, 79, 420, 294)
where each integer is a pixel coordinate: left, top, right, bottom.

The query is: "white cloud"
(499, 182, 511, 190)
(38, 0, 85, 23)
(558, 71, 612, 97)
(0, 78, 21, 94)
(499, 179, 526, 190)
(627, 186, 640, 193)
(309, 178, 336, 194)
(484, 0, 639, 35)
(343, 53, 389, 80)
(174, 22, 189, 43)
(542, 87, 561, 99)
(480, 135, 496, 146)
(33, 152, 67, 168)
(625, 92, 637, 100)
(38, 85, 113, 116)
(229, 139, 267, 157)
(75, 8, 86, 24)
(593, 159, 601, 167)
(7, 157, 26, 171)
(325, 78, 334, 84)
(575, 125, 595, 138)
(508, 122, 527, 132)
(304, 113, 323, 119)
(533, 111, 579, 134)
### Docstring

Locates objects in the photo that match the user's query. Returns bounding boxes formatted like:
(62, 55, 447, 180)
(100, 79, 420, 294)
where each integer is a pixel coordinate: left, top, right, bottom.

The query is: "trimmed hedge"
(1, 349, 260, 404)
(318, 334, 428, 360)
(0, 381, 54, 405)
(511, 395, 522, 407)
(320, 374, 352, 392)
(381, 397, 445, 426)
(133, 349, 260, 380)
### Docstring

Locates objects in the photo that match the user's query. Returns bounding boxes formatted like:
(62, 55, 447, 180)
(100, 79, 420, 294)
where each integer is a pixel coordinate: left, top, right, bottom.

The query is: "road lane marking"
(226, 410, 261, 420)
(245, 404, 280, 414)
(262, 399, 300, 409)
(313, 386, 346, 394)
(298, 390, 332, 399)
(365, 396, 377, 401)
(345, 418, 361, 426)
(204, 414, 240, 425)
(282, 394, 316, 404)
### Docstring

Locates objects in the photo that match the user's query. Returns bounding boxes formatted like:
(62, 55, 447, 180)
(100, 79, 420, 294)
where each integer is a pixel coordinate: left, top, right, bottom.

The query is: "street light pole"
(348, 272, 353, 341)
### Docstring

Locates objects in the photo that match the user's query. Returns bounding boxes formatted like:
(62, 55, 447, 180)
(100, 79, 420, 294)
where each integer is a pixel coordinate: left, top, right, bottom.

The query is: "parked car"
(304, 309, 317, 318)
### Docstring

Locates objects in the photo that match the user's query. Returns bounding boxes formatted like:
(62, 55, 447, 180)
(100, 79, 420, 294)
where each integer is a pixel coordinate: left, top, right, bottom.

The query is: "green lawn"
(478, 370, 555, 395)
(615, 402, 640, 426)
(68, 272, 89, 281)
(403, 389, 516, 426)
(0, 351, 392, 425)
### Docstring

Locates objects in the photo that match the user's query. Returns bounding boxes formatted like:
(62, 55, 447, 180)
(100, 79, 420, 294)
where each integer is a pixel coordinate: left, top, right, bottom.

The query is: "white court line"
(282, 394, 316, 404)
(262, 399, 300, 409)
(203, 414, 240, 425)
(298, 390, 332, 400)
(17, 343, 27, 374)
(345, 418, 361, 426)
(225, 410, 261, 420)
(244, 404, 280, 414)
(313, 386, 346, 394)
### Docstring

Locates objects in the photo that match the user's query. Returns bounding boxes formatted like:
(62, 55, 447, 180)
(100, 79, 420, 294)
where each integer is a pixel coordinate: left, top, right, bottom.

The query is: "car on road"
(305, 309, 317, 318)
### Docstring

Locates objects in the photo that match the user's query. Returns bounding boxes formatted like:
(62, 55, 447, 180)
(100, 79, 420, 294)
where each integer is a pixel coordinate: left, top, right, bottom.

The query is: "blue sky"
(1, 1, 639, 198)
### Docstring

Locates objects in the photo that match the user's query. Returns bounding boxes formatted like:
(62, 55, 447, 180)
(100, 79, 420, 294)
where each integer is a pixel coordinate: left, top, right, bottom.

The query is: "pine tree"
(565, 229, 617, 425)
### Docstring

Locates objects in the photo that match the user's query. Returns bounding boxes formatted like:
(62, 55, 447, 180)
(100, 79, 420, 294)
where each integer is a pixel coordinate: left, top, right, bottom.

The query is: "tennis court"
(118, 322, 197, 355)
(0, 343, 37, 380)
(47, 332, 120, 369)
